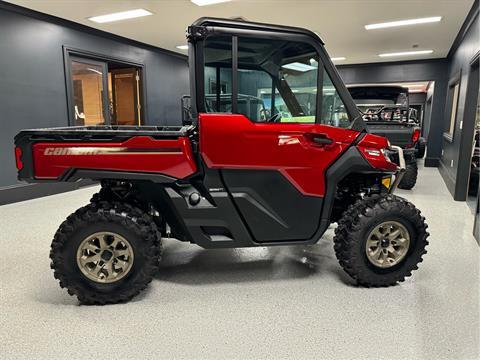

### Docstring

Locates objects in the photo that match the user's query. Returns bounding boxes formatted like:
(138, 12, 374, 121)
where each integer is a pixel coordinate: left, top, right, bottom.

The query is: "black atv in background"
(348, 85, 425, 190)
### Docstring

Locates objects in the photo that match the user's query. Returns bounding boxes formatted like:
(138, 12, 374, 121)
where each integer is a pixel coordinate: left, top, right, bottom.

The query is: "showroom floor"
(1, 163, 479, 360)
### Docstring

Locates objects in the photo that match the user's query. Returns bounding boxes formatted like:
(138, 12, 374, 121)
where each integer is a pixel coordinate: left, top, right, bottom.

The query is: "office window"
(67, 52, 143, 126)
(71, 59, 106, 126)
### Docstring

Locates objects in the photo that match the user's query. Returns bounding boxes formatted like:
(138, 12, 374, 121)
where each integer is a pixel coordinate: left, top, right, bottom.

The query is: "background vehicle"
(14, 18, 428, 304)
(348, 85, 425, 189)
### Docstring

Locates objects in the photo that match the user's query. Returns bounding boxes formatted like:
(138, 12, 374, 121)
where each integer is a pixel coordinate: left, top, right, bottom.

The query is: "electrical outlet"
(451, 159, 454, 167)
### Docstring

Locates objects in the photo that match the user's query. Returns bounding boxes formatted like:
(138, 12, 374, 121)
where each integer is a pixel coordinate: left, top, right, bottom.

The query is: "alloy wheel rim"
(365, 221, 410, 268)
(76, 231, 134, 283)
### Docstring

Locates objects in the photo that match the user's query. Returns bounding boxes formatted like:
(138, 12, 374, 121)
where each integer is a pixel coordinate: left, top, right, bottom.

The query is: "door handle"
(307, 133, 334, 146)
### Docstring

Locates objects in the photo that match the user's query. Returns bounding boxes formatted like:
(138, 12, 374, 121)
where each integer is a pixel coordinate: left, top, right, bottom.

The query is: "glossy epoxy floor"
(1, 164, 479, 360)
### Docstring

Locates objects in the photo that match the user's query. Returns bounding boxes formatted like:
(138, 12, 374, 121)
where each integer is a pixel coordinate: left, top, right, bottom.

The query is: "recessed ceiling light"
(88, 9, 152, 23)
(379, 50, 434, 57)
(191, 0, 231, 6)
(282, 62, 316, 72)
(331, 57, 346, 61)
(176, 45, 189, 50)
(365, 16, 441, 30)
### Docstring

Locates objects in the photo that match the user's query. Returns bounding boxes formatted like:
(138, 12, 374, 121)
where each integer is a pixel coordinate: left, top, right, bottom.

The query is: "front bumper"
(387, 145, 406, 192)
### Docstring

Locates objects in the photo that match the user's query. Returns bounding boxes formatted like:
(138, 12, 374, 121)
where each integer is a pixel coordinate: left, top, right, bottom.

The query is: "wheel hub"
(365, 221, 410, 268)
(101, 250, 113, 261)
(76, 231, 134, 283)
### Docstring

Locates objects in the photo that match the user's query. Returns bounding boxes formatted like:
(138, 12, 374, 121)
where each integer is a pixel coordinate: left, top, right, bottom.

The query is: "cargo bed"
(14, 125, 197, 184)
(15, 125, 192, 141)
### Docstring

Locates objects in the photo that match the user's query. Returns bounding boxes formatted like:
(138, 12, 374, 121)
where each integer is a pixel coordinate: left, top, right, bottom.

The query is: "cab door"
(198, 33, 360, 242)
(200, 114, 358, 242)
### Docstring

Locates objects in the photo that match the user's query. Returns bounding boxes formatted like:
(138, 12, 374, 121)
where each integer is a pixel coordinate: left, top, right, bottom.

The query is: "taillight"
(412, 129, 420, 143)
(14, 147, 23, 170)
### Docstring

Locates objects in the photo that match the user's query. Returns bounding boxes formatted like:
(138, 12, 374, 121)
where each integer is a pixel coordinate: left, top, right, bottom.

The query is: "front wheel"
(334, 195, 428, 287)
(50, 202, 162, 304)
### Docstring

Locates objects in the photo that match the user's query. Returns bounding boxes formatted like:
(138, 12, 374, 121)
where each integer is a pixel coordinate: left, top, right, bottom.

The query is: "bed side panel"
(31, 136, 196, 180)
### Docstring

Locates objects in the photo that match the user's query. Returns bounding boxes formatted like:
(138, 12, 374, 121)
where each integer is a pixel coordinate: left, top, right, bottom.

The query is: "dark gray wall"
(337, 59, 449, 167)
(0, 4, 189, 190)
(438, 10, 479, 200)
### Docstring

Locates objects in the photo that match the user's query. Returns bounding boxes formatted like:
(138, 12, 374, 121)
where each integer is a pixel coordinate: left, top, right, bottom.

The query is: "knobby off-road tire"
(398, 162, 418, 190)
(50, 201, 162, 305)
(416, 141, 426, 159)
(90, 186, 114, 204)
(334, 194, 428, 287)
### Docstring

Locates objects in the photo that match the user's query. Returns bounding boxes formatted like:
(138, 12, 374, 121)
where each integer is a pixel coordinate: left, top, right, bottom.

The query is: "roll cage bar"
(187, 17, 366, 132)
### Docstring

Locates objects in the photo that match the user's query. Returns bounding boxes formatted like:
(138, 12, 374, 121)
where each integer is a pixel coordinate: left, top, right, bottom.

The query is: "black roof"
(192, 17, 325, 45)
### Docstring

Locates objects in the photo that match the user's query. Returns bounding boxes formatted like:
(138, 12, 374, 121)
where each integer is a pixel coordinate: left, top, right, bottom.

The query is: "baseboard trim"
(0, 180, 96, 205)
(438, 160, 456, 199)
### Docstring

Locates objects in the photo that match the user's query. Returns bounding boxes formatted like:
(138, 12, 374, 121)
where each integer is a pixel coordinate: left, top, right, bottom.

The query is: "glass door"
(109, 68, 141, 125)
(69, 57, 109, 126)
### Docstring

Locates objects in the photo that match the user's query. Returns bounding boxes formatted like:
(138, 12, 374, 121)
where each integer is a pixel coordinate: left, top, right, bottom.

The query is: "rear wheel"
(50, 201, 162, 304)
(90, 186, 114, 204)
(334, 194, 428, 287)
(398, 162, 418, 190)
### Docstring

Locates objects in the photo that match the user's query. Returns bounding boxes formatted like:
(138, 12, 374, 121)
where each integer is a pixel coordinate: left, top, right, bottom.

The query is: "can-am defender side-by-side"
(348, 85, 426, 190)
(14, 18, 428, 304)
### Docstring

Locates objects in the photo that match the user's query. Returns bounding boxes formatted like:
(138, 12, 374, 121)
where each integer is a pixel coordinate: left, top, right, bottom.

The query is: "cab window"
(203, 36, 233, 113)
(203, 34, 350, 127)
(321, 69, 349, 128)
(236, 36, 318, 123)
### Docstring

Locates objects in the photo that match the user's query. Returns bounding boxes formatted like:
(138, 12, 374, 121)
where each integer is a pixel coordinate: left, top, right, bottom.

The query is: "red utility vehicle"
(14, 18, 428, 304)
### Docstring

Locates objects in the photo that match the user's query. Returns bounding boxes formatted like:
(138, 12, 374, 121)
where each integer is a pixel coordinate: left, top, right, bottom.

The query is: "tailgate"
(14, 125, 197, 183)
(366, 123, 415, 148)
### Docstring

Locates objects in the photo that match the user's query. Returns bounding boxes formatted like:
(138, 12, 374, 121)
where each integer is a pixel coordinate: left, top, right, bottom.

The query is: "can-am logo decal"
(42, 147, 183, 155)
(43, 147, 126, 156)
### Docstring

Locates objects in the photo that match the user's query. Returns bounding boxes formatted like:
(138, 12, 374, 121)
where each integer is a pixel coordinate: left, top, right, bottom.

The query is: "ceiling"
(6, 0, 475, 65)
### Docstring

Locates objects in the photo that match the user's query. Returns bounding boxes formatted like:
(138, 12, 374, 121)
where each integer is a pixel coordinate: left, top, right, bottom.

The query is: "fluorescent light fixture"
(191, 0, 231, 6)
(365, 16, 441, 30)
(282, 62, 316, 72)
(88, 9, 152, 23)
(379, 50, 433, 57)
(176, 45, 189, 50)
(331, 57, 346, 61)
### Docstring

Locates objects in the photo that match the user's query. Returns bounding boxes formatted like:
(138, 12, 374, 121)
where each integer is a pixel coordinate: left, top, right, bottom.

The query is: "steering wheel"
(268, 113, 282, 123)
